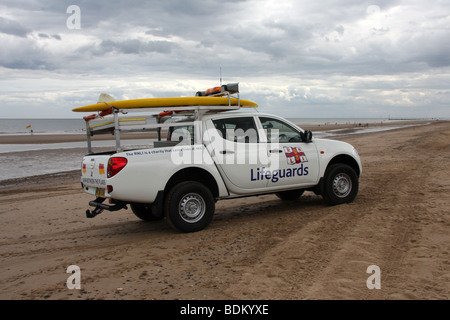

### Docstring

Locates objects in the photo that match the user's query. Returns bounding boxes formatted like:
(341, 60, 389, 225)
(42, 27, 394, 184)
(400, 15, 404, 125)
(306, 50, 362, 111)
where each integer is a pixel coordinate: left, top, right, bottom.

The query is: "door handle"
(269, 149, 283, 153)
(219, 150, 235, 154)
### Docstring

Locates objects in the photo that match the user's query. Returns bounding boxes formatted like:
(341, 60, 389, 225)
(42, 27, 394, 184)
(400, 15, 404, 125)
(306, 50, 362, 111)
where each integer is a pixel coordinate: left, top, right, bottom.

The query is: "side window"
(168, 125, 194, 144)
(259, 117, 302, 143)
(213, 117, 259, 143)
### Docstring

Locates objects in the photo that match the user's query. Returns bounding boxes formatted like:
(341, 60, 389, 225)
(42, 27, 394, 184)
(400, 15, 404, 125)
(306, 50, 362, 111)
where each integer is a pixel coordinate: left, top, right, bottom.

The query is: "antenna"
(220, 67, 222, 86)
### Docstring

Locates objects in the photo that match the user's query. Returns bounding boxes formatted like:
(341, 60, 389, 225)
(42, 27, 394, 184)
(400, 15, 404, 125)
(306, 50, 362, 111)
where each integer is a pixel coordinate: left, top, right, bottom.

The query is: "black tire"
(322, 164, 359, 205)
(275, 189, 305, 201)
(130, 204, 163, 221)
(164, 181, 215, 233)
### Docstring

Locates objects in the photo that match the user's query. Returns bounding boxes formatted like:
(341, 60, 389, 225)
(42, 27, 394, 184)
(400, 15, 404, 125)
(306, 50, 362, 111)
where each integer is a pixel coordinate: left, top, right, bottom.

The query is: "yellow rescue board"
(73, 97, 258, 112)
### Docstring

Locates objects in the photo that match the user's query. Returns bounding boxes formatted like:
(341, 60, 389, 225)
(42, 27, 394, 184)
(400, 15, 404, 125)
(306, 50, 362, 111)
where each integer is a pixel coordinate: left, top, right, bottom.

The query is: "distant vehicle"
(75, 83, 362, 232)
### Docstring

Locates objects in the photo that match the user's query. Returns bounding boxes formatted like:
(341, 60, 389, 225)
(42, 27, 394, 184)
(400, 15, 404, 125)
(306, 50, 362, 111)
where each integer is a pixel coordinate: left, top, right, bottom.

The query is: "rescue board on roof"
(72, 83, 257, 113)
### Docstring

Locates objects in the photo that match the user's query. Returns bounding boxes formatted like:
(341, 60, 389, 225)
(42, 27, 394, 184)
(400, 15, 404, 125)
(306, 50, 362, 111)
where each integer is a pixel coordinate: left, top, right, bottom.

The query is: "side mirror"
(302, 130, 313, 143)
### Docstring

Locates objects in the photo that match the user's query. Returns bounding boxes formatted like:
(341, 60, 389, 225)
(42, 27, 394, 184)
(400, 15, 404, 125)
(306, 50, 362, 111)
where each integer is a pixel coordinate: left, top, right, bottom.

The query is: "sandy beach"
(0, 120, 448, 300)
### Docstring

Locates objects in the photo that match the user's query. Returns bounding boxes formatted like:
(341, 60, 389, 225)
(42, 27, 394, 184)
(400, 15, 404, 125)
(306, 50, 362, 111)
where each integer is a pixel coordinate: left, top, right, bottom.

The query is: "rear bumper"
(84, 190, 165, 219)
(86, 197, 128, 218)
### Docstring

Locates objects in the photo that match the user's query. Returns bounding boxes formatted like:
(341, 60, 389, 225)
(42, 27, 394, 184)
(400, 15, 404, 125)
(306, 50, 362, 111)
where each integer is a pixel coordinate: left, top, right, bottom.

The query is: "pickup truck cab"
(77, 84, 361, 232)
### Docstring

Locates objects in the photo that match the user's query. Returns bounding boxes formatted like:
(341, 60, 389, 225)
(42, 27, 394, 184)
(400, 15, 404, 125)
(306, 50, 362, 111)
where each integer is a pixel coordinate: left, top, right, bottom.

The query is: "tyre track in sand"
(224, 122, 450, 299)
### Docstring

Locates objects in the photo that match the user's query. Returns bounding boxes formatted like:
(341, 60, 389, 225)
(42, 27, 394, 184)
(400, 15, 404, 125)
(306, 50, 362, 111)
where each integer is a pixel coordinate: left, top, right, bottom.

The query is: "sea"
(0, 117, 429, 182)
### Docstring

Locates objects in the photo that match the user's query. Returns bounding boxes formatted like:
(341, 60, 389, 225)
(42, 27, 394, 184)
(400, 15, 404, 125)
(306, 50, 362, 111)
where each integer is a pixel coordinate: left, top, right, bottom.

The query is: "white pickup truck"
(78, 85, 361, 232)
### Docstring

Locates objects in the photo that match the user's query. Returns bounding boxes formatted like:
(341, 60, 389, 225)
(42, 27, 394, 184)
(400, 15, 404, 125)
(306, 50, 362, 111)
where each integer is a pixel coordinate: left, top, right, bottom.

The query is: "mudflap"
(86, 197, 128, 218)
(310, 177, 325, 196)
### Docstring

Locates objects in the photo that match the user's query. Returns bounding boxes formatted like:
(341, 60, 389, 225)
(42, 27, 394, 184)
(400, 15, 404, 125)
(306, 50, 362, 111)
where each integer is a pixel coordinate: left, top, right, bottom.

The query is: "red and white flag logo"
(283, 147, 308, 165)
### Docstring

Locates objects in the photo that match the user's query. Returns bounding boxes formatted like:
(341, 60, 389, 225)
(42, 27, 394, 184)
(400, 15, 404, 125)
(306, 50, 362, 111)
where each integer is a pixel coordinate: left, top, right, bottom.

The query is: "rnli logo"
(283, 147, 308, 165)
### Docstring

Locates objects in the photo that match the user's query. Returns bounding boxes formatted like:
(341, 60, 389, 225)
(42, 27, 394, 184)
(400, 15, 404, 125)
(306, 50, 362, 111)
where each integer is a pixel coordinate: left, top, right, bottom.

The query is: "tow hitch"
(86, 197, 128, 218)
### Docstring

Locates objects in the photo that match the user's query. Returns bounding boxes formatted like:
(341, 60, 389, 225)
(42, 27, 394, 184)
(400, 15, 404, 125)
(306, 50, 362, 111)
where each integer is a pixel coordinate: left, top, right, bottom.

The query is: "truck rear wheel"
(130, 204, 163, 221)
(322, 164, 358, 205)
(165, 181, 215, 233)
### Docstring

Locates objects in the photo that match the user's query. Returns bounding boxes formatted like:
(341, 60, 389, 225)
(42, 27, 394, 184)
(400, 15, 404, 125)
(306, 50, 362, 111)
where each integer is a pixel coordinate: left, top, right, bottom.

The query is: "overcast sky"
(1, 0, 449, 119)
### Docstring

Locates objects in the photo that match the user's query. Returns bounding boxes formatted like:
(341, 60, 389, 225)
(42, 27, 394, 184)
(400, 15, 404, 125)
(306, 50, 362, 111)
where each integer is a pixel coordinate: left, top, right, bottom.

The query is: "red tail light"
(107, 157, 128, 178)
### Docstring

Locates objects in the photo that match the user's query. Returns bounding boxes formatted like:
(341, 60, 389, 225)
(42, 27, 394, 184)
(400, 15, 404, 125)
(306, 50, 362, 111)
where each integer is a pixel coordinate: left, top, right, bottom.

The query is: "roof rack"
(83, 83, 246, 153)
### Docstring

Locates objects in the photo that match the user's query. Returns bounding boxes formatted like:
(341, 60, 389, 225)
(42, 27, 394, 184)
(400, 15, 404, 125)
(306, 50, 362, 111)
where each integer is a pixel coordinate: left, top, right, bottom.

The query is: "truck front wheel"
(322, 164, 359, 205)
(165, 181, 215, 233)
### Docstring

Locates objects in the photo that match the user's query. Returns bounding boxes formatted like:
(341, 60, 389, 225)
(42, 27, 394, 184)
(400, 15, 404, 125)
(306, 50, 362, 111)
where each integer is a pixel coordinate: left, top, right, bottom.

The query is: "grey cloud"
(335, 25, 344, 36)
(99, 39, 178, 55)
(38, 33, 62, 40)
(0, 48, 55, 70)
(0, 16, 30, 37)
(2, 0, 449, 77)
(101, 39, 141, 54)
(408, 32, 450, 68)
